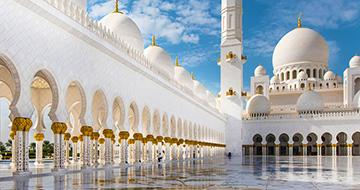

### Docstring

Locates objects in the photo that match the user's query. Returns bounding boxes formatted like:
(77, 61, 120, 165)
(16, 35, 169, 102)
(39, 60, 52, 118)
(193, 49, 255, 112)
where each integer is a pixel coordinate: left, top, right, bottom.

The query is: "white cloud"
(182, 34, 200, 44)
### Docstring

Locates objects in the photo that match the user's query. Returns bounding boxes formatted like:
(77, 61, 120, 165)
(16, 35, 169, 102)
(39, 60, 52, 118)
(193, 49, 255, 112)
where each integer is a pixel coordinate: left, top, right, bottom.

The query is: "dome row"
(246, 90, 326, 115)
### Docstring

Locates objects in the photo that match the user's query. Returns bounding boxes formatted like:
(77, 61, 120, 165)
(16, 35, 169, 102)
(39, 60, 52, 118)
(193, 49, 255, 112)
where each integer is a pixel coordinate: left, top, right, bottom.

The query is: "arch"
(253, 134, 263, 155)
(91, 90, 108, 131)
(336, 132, 347, 156)
(177, 118, 182, 138)
(279, 133, 289, 156)
(292, 70, 297, 79)
(286, 71, 290, 80)
(32, 70, 60, 122)
(66, 81, 86, 136)
(306, 133, 318, 156)
(300, 83, 305, 89)
(281, 72, 284, 81)
(113, 97, 125, 131)
(162, 113, 169, 137)
(354, 78, 360, 96)
(128, 101, 140, 134)
(265, 134, 275, 156)
(292, 133, 303, 156)
(321, 132, 332, 156)
(306, 69, 311, 78)
(0, 55, 21, 115)
(170, 116, 176, 137)
(141, 106, 151, 135)
(255, 85, 264, 95)
(352, 132, 360, 156)
(319, 69, 323, 78)
(152, 110, 161, 136)
(313, 69, 317, 78)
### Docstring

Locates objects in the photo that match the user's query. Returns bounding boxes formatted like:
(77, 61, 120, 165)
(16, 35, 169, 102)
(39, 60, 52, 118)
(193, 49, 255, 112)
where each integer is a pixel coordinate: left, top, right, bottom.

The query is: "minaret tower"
(219, 0, 246, 113)
(219, 0, 246, 155)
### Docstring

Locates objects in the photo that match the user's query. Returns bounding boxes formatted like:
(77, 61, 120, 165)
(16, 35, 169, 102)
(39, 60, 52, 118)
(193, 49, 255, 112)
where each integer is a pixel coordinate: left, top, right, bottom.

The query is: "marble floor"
(0, 156, 359, 189)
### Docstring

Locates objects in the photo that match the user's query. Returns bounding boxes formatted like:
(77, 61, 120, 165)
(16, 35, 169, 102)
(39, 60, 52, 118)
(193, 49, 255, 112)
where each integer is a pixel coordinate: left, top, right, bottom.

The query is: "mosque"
(0, 0, 359, 177)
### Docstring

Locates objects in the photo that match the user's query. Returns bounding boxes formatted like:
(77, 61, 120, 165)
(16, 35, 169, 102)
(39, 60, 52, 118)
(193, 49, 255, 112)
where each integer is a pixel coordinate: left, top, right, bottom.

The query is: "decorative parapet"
(40, 0, 221, 116)
(226, 88, 237, 97)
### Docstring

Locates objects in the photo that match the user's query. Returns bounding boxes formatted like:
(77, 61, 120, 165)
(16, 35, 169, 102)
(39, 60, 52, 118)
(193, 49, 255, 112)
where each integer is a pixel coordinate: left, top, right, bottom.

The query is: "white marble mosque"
(0, 0, 360, 189)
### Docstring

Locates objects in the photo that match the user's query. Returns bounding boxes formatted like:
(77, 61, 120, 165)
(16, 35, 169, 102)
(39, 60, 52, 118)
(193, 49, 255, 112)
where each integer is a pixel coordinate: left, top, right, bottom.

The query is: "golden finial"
(114, 0, 119, 13)
(297, 12, 302, 28)
(191, 72, 196, 80)
(152, 35, 156, 46)
(175, 56, 180, 67)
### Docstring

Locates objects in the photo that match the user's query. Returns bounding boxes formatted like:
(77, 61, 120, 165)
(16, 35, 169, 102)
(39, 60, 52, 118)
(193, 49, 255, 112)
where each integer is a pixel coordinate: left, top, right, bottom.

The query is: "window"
(300, 83, 305, 89)
(306, 69, 311, 78)
(313, 69, 317, 78)
(256, 85, 264, 95)
(286, 71, 290, 80)
(292, 70, 297, 79)
(281, 73, 284, 81)
(319, 69, 323, 78)
(355, 78, 360, 95)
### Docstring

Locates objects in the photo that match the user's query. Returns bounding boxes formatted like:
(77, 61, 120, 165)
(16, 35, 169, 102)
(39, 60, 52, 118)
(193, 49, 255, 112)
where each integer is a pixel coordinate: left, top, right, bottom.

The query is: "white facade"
(0, 0, 359, 176)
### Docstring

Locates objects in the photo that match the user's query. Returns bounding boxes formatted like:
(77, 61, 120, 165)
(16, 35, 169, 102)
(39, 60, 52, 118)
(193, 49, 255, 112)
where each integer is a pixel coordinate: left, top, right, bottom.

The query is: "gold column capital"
(10, 130, 16, 140)
(51, 122, 67, 134)
(119, 131, 130, 139)
(99, 138, 105, 144)
(34, 133, 45, 141)
(64, 133, 71, 141)
(81, 126, 93, 136)
(12, 117, 32, 131)
(156, 136, 163, 142)
(164, 137, 172, 143)
(92, 132, 100, 140)
(71, 136, 79, 143)
(133, 133, 143, 140)
(103, 129, 113, 138)
(128, 139, 135, 144)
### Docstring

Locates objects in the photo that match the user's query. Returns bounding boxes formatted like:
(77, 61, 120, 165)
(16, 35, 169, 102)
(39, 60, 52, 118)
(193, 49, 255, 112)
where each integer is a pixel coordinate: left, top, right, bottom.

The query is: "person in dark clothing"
(227, 152, 232, 159)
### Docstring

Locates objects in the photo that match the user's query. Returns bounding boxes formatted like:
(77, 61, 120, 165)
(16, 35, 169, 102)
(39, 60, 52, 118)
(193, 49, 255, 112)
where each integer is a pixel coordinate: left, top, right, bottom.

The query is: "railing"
(270, 84, 343, 94)
(42, 0, 219, 114)
(243, 109, 360, 121)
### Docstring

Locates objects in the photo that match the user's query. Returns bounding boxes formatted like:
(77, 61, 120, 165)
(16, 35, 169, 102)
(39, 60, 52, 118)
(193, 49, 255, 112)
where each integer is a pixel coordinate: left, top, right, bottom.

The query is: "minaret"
(219, 0, 246, 112)
(219, 0, 245, 156)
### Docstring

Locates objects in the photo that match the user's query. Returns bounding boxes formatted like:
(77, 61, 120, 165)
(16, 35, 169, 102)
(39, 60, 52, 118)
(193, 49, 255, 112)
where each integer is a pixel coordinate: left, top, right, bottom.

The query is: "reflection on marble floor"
(1, 156, 360, 189)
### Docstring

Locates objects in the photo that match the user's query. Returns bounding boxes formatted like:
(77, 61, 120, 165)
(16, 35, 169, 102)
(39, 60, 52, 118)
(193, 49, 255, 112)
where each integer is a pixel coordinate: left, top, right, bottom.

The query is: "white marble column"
(133, 133, 143, 163)
(51, 122, 67, 172)
(103, 129, 113, 166)
(332, 144, 336, 156)
(12, 117, 33, 176)
(81, 126, 93, 169)
(71, 137, 79, 163)
(79, 135, 84, 164)
(146, 136, 154, 162)
(92, 132, 100, 166)
(164, 137, 171, 161)
(303, 144, 307, 156)
(34, 133, 44, 167)
(98, 138, 105, 164)
(119, 131, 130, 164)
(347, 144, 352, 156)
(64, 133, 71, 166)
(9, 131, 16, 168)
(156, 136, 164, 161)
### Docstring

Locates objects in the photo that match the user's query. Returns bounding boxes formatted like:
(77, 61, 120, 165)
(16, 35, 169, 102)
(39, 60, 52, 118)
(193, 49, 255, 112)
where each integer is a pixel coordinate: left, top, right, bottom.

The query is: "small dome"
(100, 12, 144, 52)
(246, 95, 270, 115)
(297, 71, 308, 80)
(353, 91, 360, 108)
(254, 65, 266, 77)
(270, 75, 280, 84)
(350, 56, 360, 68)
(144, 44, 174, 77)
(296, 90, 324, 113)
(273, 28, 328, 70)
(174, 67, 193, 89)
(324, 71, 336, 81)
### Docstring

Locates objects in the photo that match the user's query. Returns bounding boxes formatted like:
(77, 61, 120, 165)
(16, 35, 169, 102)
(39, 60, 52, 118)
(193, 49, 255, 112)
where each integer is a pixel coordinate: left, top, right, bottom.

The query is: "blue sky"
(88, 0, 360, 94)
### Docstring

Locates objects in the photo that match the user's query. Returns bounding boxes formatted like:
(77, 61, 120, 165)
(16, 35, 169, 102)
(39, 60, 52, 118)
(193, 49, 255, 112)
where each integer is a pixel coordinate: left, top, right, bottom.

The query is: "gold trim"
(133, 133, 143, 140)
(51, 122, 67, 134)
(71, 136, 79, 143)
(99, 138, 105, 144)
(12, 117, 32, 132)
(103, 129, 113, 138)
(34, 133, 44, 141)
(119, 131, 130, 139)
(64, 133, 71, 141)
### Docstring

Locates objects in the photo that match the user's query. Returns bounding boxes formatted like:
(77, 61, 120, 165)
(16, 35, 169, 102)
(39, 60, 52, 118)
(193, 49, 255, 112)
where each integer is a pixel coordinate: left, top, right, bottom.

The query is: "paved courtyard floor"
(0, 156, 359, 189)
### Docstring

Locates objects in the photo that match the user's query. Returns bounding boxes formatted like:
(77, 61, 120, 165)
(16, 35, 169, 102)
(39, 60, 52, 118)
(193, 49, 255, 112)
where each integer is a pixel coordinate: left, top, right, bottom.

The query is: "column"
(288, 141, 294, 156)
(146, 135, 154, 162)
(64, 133, 71, 166)
(133, 133, 143, 163)
(103, 129, 113, 166)
(10, 130, 16, 168)
(81, 126, 93, 169)
(98, 138, 105, 164)
(51, 122, 67, 172)
(34, 133, 44, 167)
(128, 139, 135, 163)
(111, 136, 115, 164)
(262, 145, 266, 157)
(79, 135, 84, 164)
(71, 136, 79, 163)
(92, 132, 100, 166)
(12, 117, 33, 176)
(303, 144, 307, 156)
(178, 139, 184, 160)
(119, 131, 130, 164)
(347, 144, 352, 156)
(164, 137, 172, 161)
(275, 144, 280, 156)
(332, 144, 337, 156)
(171, 138, 178, 160)
(317, 144, 321, 156)
(156, 136, 164, 161)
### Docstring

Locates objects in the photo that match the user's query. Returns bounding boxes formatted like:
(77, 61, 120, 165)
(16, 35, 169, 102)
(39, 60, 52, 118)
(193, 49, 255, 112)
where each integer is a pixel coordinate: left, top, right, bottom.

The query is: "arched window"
(313, 69, 317, 78)
(319, 69, 323, 78)
(355, 78, 360, 95)
(326, 83, 329, 88)
(286, 71, 290, 80)
(256, 85, 264, 95)
(292, 70, 297, 79)
(333, 83, 337, 88)
(281, 73, 284, 81)
(320, 83, 323, 89)
(282, 86, 285, 91)
(300, 83, 305, 89)
(306, 69, 311, 78)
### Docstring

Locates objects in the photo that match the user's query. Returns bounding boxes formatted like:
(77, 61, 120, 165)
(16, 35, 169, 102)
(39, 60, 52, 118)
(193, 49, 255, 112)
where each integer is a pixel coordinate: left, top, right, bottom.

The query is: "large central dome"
(272, 28, 329, 70)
